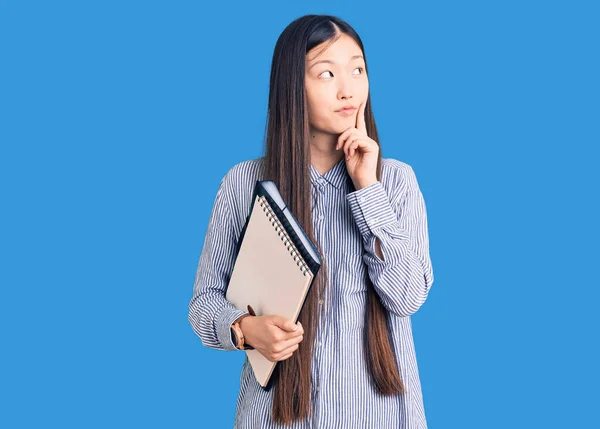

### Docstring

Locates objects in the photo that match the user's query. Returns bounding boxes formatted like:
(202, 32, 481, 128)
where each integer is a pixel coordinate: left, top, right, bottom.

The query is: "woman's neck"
(309, 128, 345, 176)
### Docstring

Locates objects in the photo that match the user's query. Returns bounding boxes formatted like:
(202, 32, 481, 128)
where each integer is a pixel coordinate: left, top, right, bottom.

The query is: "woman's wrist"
(239, 316, 256, 347)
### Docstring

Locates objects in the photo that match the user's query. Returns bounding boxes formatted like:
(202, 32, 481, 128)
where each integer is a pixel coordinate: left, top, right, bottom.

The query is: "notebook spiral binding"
(258, 196, 310, 277)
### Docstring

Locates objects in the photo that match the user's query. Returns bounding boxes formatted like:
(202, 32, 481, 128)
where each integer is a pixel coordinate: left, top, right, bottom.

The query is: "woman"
(188, 14, 435, 428)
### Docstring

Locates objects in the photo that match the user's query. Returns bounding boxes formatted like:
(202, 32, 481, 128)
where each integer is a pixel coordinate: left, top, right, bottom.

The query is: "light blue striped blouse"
(188, 156, 434, 428)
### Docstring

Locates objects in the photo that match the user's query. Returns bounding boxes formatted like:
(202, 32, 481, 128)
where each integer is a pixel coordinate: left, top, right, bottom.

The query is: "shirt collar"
(309, 157, 348, 189)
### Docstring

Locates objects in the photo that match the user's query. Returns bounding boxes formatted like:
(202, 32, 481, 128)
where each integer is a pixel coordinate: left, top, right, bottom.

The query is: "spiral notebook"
(225, 180, 322, 390)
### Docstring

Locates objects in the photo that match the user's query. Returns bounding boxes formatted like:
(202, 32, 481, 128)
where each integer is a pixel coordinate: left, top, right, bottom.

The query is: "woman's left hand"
(335, 100, 379, 190)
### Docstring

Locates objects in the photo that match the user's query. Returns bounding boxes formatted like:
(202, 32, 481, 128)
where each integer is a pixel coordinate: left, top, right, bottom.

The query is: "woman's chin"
(324, 121, 352, 134)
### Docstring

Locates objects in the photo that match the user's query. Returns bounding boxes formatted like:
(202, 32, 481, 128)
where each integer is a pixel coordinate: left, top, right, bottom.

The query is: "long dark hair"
(261, 14, 404, 425)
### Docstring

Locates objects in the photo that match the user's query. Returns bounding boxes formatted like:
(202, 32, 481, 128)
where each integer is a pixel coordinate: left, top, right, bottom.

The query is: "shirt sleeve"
(188, 172, 249, 351)
(346, 165, 434, 317)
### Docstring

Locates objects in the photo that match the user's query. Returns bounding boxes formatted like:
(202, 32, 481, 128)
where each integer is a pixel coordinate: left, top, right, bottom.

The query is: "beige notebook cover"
(225, 185, 318, 388)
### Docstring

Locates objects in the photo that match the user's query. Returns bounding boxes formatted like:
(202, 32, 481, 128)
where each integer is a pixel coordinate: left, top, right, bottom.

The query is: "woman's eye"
(319, 67, 364, 78)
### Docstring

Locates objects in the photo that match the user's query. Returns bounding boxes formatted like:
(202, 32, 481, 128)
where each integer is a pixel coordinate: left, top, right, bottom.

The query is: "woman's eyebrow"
(309, 55, 364, 70)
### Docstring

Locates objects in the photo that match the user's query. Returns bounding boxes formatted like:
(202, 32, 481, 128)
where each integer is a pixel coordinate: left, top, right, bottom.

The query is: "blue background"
(1, 1, 598, 427)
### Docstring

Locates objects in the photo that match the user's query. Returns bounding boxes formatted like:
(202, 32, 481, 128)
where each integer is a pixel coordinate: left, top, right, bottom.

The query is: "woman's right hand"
(240, 315, 304, 362)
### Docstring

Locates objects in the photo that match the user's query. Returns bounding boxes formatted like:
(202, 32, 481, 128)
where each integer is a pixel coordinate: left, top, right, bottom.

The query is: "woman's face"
(305, 33, 369, 135)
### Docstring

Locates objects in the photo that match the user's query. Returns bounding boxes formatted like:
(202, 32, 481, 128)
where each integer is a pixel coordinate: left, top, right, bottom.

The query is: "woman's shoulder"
(220, 156, 266, 190)
(218, 157, 266, 232)
(382, 156, 415, 177)
(380, 157, 421, 202)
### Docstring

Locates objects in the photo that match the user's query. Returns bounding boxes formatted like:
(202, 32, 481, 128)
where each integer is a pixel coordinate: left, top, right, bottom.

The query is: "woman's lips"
(337, 107, 356, 116)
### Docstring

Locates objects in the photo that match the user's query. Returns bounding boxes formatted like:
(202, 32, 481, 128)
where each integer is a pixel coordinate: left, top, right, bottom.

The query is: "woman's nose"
(337, 75, 354, 99)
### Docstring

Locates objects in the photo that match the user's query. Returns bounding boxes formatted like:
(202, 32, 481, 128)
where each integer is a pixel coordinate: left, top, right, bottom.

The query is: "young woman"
(188, 14, 435, 429)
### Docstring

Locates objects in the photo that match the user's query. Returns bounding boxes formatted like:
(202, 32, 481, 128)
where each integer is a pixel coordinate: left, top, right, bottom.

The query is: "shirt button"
(318, 214, 324, 220)
(318, 341, 322, 347)
(359, 197, 364, 202)
(373, 217, 379, 223)
(318, 299, 324, 305)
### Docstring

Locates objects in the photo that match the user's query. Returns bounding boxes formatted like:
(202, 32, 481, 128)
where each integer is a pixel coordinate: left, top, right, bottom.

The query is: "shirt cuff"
(346, 181, 398, 236)
(215, 304, 249, 351)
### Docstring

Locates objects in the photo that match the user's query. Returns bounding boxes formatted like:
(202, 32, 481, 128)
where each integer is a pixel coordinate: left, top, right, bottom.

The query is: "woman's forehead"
(306, 36, 362, 65)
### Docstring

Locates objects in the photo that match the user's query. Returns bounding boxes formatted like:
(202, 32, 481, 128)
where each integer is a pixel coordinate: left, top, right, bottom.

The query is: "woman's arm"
(188, 172, 249, 351)
(346, 164, 434, 318)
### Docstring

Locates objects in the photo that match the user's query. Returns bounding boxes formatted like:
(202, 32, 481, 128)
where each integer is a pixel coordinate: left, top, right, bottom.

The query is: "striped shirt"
(188, 156, 434, 428)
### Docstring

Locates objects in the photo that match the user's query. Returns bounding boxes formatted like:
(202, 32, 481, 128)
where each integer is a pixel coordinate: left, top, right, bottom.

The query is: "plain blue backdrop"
(1, 0, 598, 427)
